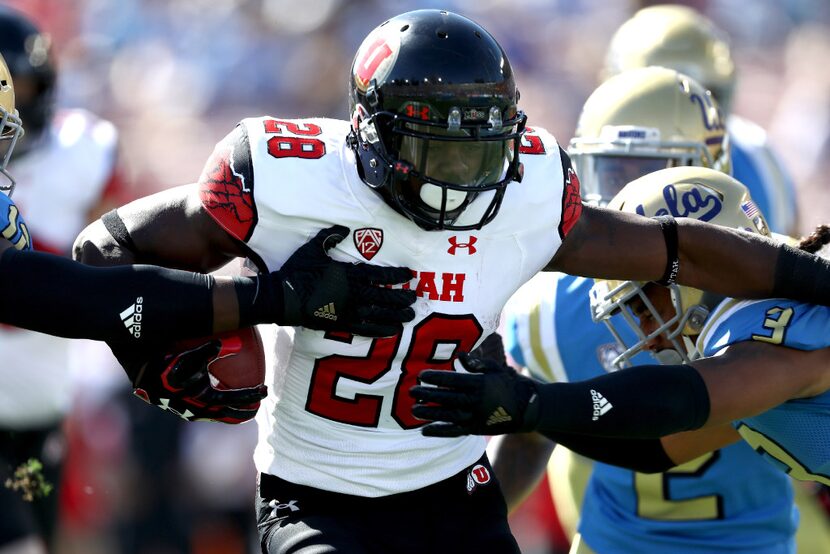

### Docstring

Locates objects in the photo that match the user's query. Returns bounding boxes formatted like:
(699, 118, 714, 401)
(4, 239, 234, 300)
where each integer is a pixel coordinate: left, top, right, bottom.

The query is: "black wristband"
(533, 363, 710, 439)
(234, 273, 284, 327)
(772, 244, 830, 305)
(654, 215, 680, 286)
(101, 209, 138, 253)
(546, 431, 676, 473)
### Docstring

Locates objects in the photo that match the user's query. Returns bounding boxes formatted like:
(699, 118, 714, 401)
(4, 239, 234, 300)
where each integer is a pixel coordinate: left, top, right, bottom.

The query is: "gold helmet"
(589, 166, 770, 368)
(0, 53, 23, 195)
(603, 4, 736, 114)
(569, 66, 728, 206)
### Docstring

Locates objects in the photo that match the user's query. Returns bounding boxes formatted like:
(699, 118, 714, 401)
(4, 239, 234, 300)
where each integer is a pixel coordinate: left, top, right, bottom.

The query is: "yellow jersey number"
(635, 452, 723, 520)
(1, 204, 30, 251)
(751, 307, 794, 345)
(737, 424, 830, 486)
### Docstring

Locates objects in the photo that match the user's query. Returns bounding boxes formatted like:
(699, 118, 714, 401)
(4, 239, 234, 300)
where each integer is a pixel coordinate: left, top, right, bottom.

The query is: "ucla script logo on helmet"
(636, 184, 722, 221)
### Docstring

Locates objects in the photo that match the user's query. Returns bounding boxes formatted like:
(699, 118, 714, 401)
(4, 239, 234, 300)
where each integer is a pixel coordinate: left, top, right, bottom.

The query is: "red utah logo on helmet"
(353, 30, 400, 93)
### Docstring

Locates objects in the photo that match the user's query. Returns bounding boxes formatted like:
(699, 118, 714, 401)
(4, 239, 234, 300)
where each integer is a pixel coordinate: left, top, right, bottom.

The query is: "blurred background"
(1, 0, 829, 553)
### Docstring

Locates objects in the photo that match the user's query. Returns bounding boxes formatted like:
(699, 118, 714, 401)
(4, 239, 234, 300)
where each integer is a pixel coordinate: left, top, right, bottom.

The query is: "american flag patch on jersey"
(741, 200, 760, 219)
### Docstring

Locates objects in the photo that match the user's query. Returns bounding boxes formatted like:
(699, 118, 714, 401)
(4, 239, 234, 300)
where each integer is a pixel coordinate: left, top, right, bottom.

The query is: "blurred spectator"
(0, 5, 126, 554)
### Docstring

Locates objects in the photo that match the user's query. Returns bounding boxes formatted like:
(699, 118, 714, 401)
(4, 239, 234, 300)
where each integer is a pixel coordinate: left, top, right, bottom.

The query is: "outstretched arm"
(548, 204, 829, 304)
(412, 343, 830, 440)
(0, 241, 237, 341)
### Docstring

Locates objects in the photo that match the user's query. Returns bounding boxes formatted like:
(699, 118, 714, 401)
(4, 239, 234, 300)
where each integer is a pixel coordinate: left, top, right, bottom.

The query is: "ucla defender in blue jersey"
(488, 67, 801, 554)
(412, 169, 830, 553)
(606, 4, 828, 548)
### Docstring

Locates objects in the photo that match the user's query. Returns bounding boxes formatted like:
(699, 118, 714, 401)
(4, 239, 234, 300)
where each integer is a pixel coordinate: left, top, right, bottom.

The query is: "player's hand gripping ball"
(132, 327, 267, 424)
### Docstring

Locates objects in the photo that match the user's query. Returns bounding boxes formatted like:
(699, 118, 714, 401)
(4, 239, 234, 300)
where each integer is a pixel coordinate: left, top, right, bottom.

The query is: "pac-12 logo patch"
(466, 463, 492, 494)
(354, 228, 383, 260)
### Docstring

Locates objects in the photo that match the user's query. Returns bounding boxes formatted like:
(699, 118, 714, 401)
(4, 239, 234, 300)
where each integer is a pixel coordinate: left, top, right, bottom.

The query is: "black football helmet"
(0, 7, 55, 152)
(348, 9, 526, 231)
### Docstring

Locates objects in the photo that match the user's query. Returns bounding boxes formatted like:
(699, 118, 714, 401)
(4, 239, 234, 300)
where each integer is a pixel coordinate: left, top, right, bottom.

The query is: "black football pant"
(256, 454, 520, 554)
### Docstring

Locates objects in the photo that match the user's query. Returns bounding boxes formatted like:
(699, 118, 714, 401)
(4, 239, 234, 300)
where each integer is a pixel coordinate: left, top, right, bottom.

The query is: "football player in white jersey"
(73, 9, 830, 553)
(0, 30, 415, 554)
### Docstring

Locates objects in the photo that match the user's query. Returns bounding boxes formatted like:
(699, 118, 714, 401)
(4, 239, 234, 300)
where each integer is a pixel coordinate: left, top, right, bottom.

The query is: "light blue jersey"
(0, 192, 31, 251)
(729, 116, 799, 237)
(699, 298, 830, 486)
(505, 274, 797, 554)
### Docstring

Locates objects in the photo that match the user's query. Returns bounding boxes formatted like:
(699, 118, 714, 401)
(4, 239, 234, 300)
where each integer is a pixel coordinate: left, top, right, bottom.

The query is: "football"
(172, 326, 266, 391)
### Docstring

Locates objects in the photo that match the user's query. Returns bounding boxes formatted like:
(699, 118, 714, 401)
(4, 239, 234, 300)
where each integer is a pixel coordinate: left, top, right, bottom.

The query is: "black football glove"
(130, 340, 268, 424)
(256, 225, 416, 337)
(411, 352, 542, 437)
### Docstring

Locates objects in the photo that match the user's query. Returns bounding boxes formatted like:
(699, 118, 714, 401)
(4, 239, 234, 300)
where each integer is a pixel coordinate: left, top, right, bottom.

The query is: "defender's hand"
(132, 341, 267, 424)
(264, 225, 416, 337)
(411, 353, 541, 437)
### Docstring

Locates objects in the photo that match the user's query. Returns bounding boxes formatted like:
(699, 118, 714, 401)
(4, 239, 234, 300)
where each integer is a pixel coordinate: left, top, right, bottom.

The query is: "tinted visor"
(398, 124, 513, 187)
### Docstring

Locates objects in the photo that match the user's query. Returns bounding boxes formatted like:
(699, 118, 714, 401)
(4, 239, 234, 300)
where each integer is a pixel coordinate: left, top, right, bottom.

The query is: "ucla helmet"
(590, 166, 770, 368)
(569, 66, 728, 206)
(603, 4, 736, 114)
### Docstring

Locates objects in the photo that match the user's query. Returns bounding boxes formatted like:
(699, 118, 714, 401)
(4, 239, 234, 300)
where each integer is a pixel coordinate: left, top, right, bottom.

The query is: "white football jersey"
(200, 117, 579, 496)
(0, 109, 120, 427)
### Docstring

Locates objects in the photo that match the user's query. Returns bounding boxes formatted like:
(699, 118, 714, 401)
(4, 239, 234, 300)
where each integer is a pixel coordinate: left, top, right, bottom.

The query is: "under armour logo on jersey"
(448, 235, 477, 255)
(120, 297, 144, 339)
(313, 302, 337, 321)
(354, 228, 383, 260)
(591, 389, 613, 421)
(268, 499, 301, 519)
(486, 406, 512, 426)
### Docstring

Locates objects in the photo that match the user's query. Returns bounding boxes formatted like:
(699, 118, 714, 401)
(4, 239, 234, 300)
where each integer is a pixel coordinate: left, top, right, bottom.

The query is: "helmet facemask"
(0, 61, 23, 196)
(571, 134, 718, 206)
(360, 106, 525, 230)
(590, 279, 712, 368)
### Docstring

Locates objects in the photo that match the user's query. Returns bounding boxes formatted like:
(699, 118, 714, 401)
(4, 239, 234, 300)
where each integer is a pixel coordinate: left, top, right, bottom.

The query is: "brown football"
(172, 326, 266, 390)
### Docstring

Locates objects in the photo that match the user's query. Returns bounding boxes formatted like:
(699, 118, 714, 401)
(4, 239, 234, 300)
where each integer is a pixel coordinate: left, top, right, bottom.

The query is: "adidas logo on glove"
(486, 406, 513, 426)
(314, 302, 338, 321)
(591, 389, 613, 421)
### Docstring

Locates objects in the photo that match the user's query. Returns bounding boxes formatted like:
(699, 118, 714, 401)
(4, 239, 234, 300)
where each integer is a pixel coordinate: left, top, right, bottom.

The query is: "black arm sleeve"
(0, 247, 233, 343)
(773, 244, 830, 306)
(533, 363, 711, 439)
(545, 431, 677, 474)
